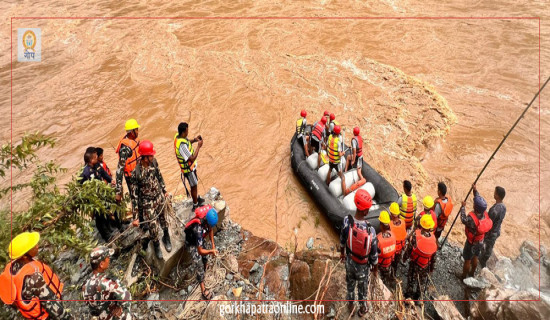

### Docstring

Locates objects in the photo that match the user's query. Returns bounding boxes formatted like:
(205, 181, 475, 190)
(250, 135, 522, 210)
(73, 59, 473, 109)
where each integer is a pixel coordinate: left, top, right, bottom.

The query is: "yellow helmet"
(379, 211, 391, 225)
(124, 119, 140, 131)
(422, 196, 434, 209)
(389, 202, 400, 216)
(8, 232, 40, 260)
(420, 214, 435, 230)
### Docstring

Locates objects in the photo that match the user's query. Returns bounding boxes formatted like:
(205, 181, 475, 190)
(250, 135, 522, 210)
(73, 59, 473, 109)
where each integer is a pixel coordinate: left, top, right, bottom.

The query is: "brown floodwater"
(1, 1, 548, 258)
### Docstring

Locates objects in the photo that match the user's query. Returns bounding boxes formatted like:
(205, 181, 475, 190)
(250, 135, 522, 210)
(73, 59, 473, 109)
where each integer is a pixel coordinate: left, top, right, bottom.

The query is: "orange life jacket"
(399, 194, 417, 229)
(311, 121, 325, 141)
(410, 230, 437, 269)
(389, 219, 407, 254)
(0, 260, 63, 320)
(116, 136, 140, 177)
(435, 197, 454, 229)
(100, 162, 112, 178)
(353, 135, 363, 157)
(465, 211, 493, 244)
(418, 210, 437, 230)
(377, 232, 396, 268)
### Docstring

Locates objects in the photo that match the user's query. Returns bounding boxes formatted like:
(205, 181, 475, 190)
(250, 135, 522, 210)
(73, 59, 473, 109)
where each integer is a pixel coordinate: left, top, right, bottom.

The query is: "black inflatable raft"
(290, 130, 399, 232)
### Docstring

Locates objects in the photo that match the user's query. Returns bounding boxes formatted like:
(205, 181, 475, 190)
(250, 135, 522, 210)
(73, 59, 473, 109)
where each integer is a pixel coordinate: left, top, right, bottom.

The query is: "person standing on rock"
(82, 246, 132, 320)
(397, 180, 418, 232)
(389, 202, 407, 276)
(403, 215, 437, 300)
(377, 211, 396, 285)
(0, 232, 73, 320)
(340, 189, 378, 317)
(184, 205, 219, 300)
(459, 184, 493, 279)
(479, 186, 506, 268)
(174, 122, 206, 212)
(130, 140, 171, 259)
(433, 182, 454, 240)
(115, 119, 141, 215)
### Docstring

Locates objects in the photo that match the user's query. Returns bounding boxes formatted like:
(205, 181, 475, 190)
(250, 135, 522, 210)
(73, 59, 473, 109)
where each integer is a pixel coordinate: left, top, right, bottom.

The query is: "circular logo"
(22, 30, 36, 51)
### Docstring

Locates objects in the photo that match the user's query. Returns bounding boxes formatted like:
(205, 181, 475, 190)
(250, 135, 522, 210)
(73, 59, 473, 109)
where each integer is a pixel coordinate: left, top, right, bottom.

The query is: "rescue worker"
(184, 206, 219, 300)
(81, 148, 112, 184)
(327, 113, 338, 136)
(377, 211, 396, 285)
(403, 215, 437, 300)
(96, 147, 113, 182)
(434, 182, 454, 239)
(130, 140, 171, 259)
(174, 122, 205, 212)
(345, 127, 364, 181)
(82, 246, 131, 320)
(296, 110, 309, 156)
(0, 232, 73, 319)
(340, 189, 378, 317)
(415, 196, 437, 231)
(397, 180, 418, 232)
(326, 125, 346, 197)
(310, 116, 327, 155)
(115, 119, 140, 215)
(479, 186, 506, 268)
(459, 184, 493, 279)
(389, 202, 407, 276)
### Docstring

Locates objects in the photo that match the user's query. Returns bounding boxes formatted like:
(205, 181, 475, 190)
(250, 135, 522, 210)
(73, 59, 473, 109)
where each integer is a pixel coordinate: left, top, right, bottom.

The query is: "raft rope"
(440, 75, 550, 250)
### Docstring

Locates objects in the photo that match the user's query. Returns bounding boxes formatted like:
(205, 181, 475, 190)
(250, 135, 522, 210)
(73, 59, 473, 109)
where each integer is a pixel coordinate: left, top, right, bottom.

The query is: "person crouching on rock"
(403, 214, 437, 300)
(184, 205, 219, 300)
(340, 189, 378, 317)
(130, 140, 171, 260)
(82, 246, 131, 320)
(377, 211, 396, 286)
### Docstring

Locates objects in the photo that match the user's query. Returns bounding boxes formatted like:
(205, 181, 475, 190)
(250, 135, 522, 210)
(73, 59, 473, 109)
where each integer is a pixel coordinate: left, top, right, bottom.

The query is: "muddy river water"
(1, 0, 548, 258)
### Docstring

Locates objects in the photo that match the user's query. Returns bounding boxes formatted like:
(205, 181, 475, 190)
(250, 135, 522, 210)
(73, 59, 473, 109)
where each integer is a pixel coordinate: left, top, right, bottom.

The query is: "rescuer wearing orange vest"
(377, 211, 396, 285)
(459, 184, 493, 280)
(397, 180, 418, 232)
(402, 215, 438, 300)
(340, 189, 378, 317)
(433, 182, 454, 239)
(415, 196, 437, 231)
(115, 119, 141, 216)
(389, 202, 407, 276)
(0, 232, 73, 320)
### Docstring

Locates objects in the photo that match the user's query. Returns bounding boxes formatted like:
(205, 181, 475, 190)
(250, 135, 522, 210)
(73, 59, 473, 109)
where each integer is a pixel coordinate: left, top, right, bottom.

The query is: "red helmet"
(353, 127, 360, 136)
(354, 189, 372, 210)
(320, 117, 327, 124)
(333, 125, 341, 135)
(301, 110, 307, 117)
(139, 140, 156, 156)
(330, 113, 336, 121)
(324, 110, 330, 116)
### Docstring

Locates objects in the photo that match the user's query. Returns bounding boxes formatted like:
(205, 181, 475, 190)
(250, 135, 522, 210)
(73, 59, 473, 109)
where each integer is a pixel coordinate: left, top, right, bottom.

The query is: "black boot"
(153, 241, 163, 259)
(197, 196, 206, 206)
(162, 228, 172, 252)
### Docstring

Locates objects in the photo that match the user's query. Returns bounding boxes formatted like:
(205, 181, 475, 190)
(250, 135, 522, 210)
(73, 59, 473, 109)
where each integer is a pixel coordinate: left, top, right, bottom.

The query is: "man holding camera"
(174, 122, 205, 212)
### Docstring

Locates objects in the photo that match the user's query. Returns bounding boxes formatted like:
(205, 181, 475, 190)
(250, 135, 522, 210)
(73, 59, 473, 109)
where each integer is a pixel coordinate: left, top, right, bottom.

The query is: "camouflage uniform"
(115, 144, 138, 213)
(10, 260, 73, 320)
(403, 231, 437, 299)
(185, 223, 209, 282)
(340, 216, 378, 308)
(130, 159, 168, 241)
(83, 247, 131, 320)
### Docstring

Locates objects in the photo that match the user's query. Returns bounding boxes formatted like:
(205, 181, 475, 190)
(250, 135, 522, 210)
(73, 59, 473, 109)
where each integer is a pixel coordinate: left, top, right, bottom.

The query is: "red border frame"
(10, 16, 541, 304)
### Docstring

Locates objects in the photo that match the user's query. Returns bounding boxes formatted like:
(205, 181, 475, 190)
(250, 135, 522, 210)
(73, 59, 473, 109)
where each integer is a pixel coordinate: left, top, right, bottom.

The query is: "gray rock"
(226, 274, 233, 281)
(463, 277, 489, 290)
(306, 237, 314, 250)
(326, 307, 336, 318)
(188, 285, 194, 293)
(250, 262, 261, 274)
(238, 280, 245, 287)
(179, 289, 186, 296)
(146, 293, 159, 309)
